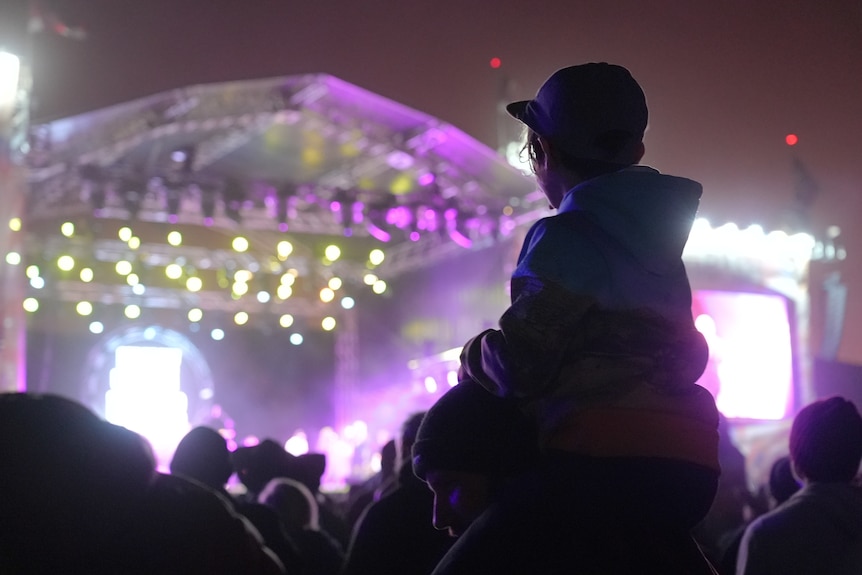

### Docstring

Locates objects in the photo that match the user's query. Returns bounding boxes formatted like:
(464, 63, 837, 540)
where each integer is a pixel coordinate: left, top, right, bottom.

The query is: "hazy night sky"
(18, 0, 862, 363)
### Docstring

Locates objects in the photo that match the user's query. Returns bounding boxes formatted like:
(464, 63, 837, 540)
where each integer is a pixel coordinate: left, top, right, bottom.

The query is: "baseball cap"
(507, 62, 648, 162)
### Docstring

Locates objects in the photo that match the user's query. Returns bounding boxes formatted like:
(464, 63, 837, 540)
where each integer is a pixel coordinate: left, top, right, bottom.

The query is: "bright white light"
(60, 222, 75, 237)
(234, 270, 252, 283)
(167, 231, 183, 246)
(0, 51, 21, 116)
(232, 281, 249, 296)
(320, 287, 335, 303)
(165, 264, 183, 280)
(76, 301, 93, 316)
(57, 255, 75, 271)
(118, 227, 133, 242)
(328, 277, 343, 290)
(277, 285, 293, 300)
(369, 249, 385, 266)
(29, 277, 44, 289)
(232, 237, 249, 252)
(324, 245, 341, 261)
(186, 277, 202, 292)
(8, 217, 21, 232)
(279, 314, 294, 328)
(321, 316, 336, 331)
(211, 328, 225, 341)
(124, 305, 141, 319)
(132, 284, 146, 295)
(280, 273, 296, 286)
(363, 273, 378, 286)
(447, 370, 459, 387)
(23, 298, 38, 312)
(188, 308, 203, 322)
(290, 333, 304, 345)
(115, 260, 133, 276)
(89, 321, 104, 334)
(372, 280, 387, 294)
(80, 268, 94, 282)
(5, 252, 20, 265)
(105, 346, 189, 471)
(256, 291, 271, 303)
(424, 376, 438, 394)
(341, 296, 355, 310)
(128, 237, 141, 250)
(126, 273, 140, 286)
(234, 312, 249, 325)
(277, 240, 293, 259)
(285, 431, 309, 456)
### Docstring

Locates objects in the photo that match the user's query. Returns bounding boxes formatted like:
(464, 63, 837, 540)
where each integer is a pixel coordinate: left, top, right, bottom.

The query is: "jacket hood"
(560, 166, 702, 274)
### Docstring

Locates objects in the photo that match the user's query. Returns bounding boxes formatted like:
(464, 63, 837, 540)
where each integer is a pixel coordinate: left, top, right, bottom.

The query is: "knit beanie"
(412, 380, 539, 481)
(790, 396, 862, 483)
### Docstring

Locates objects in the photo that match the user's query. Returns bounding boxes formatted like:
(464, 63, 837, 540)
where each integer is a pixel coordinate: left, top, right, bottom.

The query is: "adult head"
(790, 396, 862, 484)
(412, 381, 539, 537)
(170, 426, 233, 491)
(258, 476, 319, 532)
(507, 62, 648, 208)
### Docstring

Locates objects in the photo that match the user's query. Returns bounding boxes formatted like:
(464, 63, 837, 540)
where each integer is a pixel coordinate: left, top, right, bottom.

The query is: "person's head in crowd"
(171, 426, 233, 491)
(768, 455, 800, 506)
(380, 438, 397, 478)
(232, 438, 294, 495)
(399, 411, 427, 470)
(790, 396, 862, 484)
(259, 477, 319, 532)
(507, 62, 648, 208)
(412, 380, 539, 537)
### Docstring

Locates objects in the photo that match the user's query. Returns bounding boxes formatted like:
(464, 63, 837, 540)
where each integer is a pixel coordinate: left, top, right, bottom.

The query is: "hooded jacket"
(460, 166, 719, 470)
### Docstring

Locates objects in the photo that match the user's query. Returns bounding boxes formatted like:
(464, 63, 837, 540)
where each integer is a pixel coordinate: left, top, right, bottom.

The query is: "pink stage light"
(694, 290, 794, 420)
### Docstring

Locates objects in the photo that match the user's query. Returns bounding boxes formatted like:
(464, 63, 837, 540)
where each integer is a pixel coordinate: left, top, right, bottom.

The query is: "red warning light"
(785, 134, 799, 146)
(490, 57, 502, 69)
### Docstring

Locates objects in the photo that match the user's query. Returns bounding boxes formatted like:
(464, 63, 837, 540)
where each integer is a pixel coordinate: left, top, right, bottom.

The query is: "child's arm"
(460, 277, 598, 399)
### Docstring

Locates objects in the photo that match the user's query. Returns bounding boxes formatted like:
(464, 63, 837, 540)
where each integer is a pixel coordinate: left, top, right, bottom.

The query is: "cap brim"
(506, 100, 530, 122)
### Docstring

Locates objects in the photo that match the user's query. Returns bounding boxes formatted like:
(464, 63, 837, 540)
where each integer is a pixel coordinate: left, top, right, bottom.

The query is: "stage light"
(279, 314, 294, 328)
(211, 328, 225, 341)
(277, 285, 293, 299)
(118, 227, 133, 242)
(257, 291, 271, 303)
(5, 252, 20, 265)
(285, 431, 309, 456)
(328, 277, 343, 290)
(322, 316, 336, 331)
(115, 260, 132, 276)
(60, 222, 75, 237)
(29, 277, 44, 289)
(76, 301, 93, 316)
(126, 274, 140, 286)
(277, 240, 293, 260)
(167, 231, 182, 246)
(80, 268, 94, 282)
(128, 237, 141, 250)
(23, 298, 38, 312)
(232, 236, 249, 253)
(124, 305, 141, 319)
(424, 376, 438, 394)
(57, 255, 75, 271)
(25, 265, 39, 279)
(0, 51, 20, 118)
(490, 57, 502, 69)
(165, 264, 183, 280)
(132, 284, 146, 295)
(447, 370, 459, 387)
(9, 217, 21, 231)
(363, 273, 378, 285)
(232, 281, 249, 296)
(369, 249, 385, 266)
(89, 321, 104, 334)
(324, 245, 341, 262)
(290, 333, 304, 345)
(341, 296, 355, 310)
(188, 308, 203, 322)
(786, 134, 798, 146)
(186, 277, 202, 292)
(234, 312, 249, 326)
(372, 280, 387, 294)
(320, 287, 335, 303)
(445, 207, 473, 249)
(280, 273, 296, 286)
